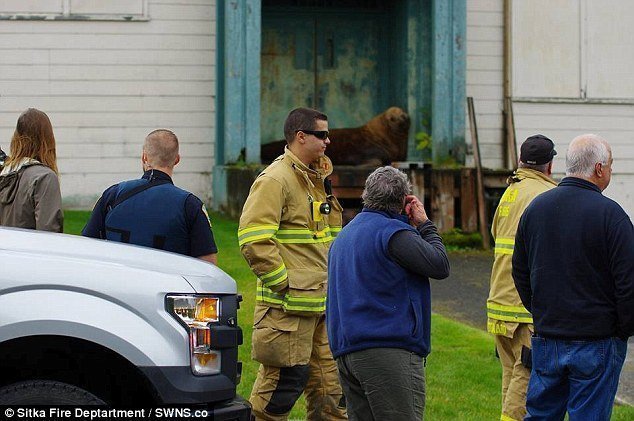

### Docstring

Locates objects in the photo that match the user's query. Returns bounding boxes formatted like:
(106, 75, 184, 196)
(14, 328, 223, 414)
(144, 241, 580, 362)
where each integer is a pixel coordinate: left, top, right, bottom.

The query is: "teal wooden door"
(261, 11, 388, 144)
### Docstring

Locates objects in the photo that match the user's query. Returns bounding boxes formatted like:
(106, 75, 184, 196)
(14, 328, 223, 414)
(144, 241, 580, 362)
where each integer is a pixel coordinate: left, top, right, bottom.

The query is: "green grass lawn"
(64, 210, 634, 420)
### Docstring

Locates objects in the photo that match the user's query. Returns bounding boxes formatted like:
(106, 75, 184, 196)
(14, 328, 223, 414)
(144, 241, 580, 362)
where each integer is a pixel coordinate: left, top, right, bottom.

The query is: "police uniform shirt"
(82, 170, 217, 257)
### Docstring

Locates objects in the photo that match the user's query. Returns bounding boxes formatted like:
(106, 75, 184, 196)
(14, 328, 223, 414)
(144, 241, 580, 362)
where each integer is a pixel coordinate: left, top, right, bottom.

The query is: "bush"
(441, 228, 483, 250)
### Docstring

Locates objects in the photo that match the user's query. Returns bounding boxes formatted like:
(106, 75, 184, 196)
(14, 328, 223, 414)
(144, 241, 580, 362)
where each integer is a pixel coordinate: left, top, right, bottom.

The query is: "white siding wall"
(466, 0, 505, 170)
(0, 0, 216, 208)
(467, 0, 634, 216)
(514, 102, 634, 216)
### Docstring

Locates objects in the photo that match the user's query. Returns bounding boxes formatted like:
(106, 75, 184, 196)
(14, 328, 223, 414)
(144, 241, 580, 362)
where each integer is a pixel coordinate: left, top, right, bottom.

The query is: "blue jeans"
(525, 336, 628, 421)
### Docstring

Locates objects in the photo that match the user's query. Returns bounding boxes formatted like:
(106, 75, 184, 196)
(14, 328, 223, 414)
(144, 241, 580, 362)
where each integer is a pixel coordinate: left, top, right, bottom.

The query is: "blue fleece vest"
(105, 179, 190, 255)
(327, 209, 432, 358)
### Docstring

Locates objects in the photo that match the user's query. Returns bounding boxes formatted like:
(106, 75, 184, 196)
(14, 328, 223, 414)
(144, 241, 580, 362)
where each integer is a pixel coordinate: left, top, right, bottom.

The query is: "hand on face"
(404, 195, 428, 227)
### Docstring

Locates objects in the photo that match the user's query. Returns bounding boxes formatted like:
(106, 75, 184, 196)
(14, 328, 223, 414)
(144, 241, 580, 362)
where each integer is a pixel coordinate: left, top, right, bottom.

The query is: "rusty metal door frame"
(260, 7, 390, 142)
(213, 0, 466, 210)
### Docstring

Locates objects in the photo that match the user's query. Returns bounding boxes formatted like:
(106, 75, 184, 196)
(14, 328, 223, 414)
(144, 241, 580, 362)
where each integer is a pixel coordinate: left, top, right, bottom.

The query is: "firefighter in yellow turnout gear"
(487, 135, 557, 421)
(239, 108, 346, 420)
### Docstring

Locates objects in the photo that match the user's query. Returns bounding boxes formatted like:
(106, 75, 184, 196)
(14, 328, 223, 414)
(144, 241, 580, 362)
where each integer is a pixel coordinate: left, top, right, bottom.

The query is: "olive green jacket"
(0, 160, 63, 233)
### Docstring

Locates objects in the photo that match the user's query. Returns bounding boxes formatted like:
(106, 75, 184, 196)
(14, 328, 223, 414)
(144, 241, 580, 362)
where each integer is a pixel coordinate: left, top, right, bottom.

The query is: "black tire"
(0, 380, 105, 405)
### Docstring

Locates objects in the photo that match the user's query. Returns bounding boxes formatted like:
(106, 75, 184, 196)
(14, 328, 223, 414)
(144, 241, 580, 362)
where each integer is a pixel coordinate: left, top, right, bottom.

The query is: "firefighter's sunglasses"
(297, 130, 329, 140)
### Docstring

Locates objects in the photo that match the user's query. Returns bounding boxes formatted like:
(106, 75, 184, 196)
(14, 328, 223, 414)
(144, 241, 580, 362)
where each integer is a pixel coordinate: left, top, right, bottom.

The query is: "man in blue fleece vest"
(513, 134, 634, 420)
(327, 166, 450, 420)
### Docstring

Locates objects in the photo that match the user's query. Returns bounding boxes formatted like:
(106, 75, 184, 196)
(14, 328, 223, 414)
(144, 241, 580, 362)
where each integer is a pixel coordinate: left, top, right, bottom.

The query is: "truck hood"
(0, 227, 236, 294)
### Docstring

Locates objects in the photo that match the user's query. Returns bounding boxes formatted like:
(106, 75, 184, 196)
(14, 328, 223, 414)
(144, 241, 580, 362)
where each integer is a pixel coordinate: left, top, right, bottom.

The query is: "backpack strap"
(107, 178, 171, 212)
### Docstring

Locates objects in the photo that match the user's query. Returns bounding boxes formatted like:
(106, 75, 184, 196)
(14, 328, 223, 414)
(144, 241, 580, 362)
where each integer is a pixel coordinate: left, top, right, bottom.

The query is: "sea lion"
(260, 106, 411, 166)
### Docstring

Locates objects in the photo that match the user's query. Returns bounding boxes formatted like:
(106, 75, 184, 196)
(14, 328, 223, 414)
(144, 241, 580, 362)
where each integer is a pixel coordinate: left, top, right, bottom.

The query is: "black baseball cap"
(520, 134, 557, 165)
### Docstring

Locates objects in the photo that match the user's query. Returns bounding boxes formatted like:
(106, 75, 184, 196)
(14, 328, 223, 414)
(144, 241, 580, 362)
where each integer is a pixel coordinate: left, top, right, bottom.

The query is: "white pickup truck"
(0, 227, 251, 418)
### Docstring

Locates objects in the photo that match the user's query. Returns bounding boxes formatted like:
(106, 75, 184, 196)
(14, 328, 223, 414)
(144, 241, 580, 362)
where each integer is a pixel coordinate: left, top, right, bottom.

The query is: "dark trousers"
(526, 336, 627, 421)
(336, 347, 426, 421)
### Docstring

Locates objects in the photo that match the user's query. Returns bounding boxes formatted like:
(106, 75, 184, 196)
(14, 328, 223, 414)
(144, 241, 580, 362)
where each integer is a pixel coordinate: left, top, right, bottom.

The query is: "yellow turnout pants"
(495, 323, 532, 421)
(250, 307, 347, 421)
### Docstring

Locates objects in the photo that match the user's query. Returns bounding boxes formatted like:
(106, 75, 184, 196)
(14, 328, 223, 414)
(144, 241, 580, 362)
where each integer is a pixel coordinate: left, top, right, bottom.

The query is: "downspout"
(503, 0, 512, 100)
(502, 0, 517, 169)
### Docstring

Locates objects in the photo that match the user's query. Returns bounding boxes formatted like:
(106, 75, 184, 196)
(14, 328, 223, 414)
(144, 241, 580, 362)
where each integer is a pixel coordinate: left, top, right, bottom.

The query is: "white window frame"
(511, 0, 634, 105)
(0, 0, 149, 22)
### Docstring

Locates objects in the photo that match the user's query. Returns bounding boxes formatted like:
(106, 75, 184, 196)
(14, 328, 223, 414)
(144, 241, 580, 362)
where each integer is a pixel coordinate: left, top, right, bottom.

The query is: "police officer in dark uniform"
(82, 129, 218, 264)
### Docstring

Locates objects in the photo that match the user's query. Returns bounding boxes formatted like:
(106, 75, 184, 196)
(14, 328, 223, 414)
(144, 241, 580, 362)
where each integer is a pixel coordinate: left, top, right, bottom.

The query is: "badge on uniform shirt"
(202, 204, 212, 228)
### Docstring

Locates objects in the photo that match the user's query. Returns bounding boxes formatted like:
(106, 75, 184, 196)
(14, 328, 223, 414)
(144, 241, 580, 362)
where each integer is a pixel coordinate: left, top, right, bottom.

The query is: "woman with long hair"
(0, 108, 63, 232)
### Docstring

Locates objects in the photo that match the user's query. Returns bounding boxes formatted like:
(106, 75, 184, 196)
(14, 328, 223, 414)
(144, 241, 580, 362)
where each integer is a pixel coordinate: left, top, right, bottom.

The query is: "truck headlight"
(167, 295, 221, 375)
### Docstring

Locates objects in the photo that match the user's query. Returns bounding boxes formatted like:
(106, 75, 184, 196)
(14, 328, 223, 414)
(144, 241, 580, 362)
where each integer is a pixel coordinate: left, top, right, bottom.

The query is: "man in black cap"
(486, 134, 557, 421)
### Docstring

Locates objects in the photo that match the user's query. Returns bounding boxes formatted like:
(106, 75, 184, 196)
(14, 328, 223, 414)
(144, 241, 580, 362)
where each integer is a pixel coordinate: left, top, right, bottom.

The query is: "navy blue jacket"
(83, 170, 217, 258)
(513, 177, 634, 340)
(327, 209, 449, 358)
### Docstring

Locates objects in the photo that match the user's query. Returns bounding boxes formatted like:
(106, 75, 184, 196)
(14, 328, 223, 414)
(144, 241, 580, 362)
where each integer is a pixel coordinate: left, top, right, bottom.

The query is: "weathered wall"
(0, 0, 216, 208)
(465, 0, 505, 170)
(466, 0, 634, 216)
(3, 0, 631, 216)
(514, 102, 634, 216)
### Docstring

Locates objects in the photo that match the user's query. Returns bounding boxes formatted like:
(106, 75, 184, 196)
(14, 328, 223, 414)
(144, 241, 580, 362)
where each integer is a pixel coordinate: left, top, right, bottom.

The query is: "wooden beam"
(409, 167, 426, 205)
(431, 170, 455, 233)
(431, 0, 467, 164)
(467, 97, 491, 249)
(460, 168, 478, 232)
(245, 0, 262, 164)
(504, 97, 518, 169)
(219, 0, 261, 165)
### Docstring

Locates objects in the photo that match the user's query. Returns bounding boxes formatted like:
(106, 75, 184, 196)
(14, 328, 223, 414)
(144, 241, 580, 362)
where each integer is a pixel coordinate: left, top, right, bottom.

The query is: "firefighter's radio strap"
(324, 177, 332, 196)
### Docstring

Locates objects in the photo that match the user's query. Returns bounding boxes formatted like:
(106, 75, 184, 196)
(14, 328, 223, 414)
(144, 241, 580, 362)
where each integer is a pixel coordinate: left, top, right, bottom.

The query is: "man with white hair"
(513, 134, 634, 420)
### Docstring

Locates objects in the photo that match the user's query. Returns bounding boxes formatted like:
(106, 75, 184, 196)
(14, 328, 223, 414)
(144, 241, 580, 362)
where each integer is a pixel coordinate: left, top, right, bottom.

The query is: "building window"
(512, 0, 634, 101)
(0, 0, 148, 21)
